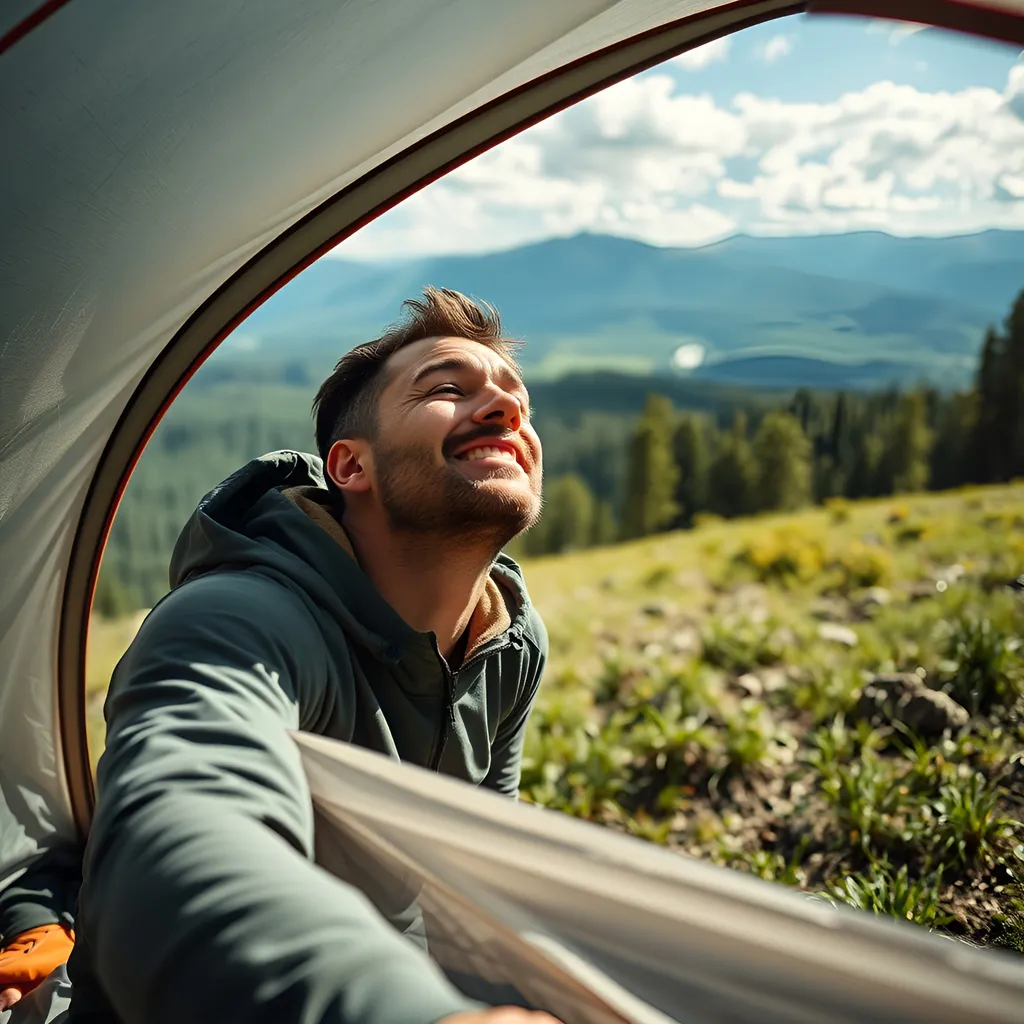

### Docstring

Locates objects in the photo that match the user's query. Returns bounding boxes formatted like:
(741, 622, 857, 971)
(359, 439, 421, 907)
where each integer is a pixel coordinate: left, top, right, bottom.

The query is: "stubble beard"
(374, 438, 541, 553)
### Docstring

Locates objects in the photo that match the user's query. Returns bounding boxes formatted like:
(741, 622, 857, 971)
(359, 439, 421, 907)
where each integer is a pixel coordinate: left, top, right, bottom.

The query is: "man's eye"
(431, 384, 463, 396)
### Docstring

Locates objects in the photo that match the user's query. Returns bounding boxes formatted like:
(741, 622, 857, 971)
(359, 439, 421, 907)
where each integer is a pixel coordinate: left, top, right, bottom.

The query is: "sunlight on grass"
(87, 482, 1024, 946)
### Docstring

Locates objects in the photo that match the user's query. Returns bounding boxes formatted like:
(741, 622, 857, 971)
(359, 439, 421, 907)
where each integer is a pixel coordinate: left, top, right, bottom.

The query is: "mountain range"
(230, 230, 1024, 390)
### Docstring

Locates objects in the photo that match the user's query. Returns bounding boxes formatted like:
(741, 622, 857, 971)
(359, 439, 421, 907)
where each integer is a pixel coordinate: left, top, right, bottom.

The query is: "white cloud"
(761, 35, 793, 63)
(670, 36, 730, 70)
(336, 65, 1024, 259)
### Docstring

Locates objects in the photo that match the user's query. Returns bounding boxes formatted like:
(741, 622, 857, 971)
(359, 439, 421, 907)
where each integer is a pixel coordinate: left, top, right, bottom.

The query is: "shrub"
(730, 845, 808, 886)
(701, 617, 787, 674)
(734, 529, 826, 586)
(821, 750, 905, 854)
(642, 562, 674, 589)
(831, 541, 892, 591)
(926, 772, 1021, 869)
(825, 496, 851, 524)
(894, 521, 930, 545)
(941, 612, 1022, 715)
(993, 862, 1024, 953)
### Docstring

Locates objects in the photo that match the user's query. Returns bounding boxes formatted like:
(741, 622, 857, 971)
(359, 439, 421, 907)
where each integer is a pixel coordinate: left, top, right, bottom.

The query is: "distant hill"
(231, 230, 1024, 390)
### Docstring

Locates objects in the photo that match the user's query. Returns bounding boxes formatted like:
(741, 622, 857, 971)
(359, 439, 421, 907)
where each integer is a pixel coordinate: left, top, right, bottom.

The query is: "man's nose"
(473, 387, 522, 431)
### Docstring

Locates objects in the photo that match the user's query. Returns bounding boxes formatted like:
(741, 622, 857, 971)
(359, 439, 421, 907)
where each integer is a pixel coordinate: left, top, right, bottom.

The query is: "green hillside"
(87, 485, 1024, 949)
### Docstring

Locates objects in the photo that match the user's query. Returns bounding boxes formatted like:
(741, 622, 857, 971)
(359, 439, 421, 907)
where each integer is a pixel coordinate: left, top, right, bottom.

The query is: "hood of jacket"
(169, 449, 534, 663)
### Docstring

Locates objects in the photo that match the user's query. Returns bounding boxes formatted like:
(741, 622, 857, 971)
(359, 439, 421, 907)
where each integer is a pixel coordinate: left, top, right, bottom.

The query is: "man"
(0, 287, 556, 1024)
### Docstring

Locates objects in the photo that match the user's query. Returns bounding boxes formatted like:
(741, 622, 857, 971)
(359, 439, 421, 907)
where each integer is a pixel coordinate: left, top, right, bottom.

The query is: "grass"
(86, 483, 1024, 947)
(825, 863, 955, 929)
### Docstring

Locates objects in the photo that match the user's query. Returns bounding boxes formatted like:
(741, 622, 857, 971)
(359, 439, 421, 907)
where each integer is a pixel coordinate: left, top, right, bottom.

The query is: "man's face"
(367, 336, 543, 546)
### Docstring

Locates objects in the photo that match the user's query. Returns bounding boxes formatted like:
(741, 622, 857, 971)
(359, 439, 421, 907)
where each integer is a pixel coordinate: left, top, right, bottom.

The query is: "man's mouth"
(450, 438, 525, 470)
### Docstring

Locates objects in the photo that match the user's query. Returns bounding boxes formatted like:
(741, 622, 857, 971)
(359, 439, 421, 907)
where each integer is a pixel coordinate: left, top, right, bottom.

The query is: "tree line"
(512, 289, 1024, 558)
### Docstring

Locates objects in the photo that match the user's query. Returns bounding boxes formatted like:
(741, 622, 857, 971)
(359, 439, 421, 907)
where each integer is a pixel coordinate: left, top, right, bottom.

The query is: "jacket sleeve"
(74, 571, 479, 1024)
(0, 844, 80, 946)
(482, 610, 548, 798)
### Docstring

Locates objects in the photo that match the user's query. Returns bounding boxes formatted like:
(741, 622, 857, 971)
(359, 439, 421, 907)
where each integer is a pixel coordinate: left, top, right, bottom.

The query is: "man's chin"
(450, 485, 540, 538)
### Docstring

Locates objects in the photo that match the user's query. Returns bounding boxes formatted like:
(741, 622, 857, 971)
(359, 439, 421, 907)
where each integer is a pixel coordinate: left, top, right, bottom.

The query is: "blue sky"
(661, 15, 1017, 102)
(333, 15, 1024, 259)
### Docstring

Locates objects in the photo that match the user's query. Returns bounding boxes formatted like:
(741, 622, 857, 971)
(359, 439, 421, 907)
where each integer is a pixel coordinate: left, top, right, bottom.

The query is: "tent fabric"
(3, 0, 1024, 1013)
(299, 732, 1024, 1023)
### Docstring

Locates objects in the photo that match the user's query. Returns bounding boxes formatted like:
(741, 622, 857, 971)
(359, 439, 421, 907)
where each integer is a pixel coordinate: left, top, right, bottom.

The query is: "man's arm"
(74, 571, 481, 1024)
(483, 611, 547, 798)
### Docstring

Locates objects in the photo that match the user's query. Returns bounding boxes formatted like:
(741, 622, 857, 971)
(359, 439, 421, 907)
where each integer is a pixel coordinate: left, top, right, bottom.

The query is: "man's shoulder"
(141, 567, 322, 647)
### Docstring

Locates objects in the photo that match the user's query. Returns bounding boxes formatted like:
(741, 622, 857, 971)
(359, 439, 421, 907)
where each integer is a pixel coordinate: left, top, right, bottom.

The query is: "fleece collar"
(281, 486, 513, 661)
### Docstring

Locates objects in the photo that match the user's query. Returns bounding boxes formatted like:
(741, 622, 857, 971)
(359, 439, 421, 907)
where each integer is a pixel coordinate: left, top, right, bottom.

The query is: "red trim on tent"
(0, 0, 74, 56)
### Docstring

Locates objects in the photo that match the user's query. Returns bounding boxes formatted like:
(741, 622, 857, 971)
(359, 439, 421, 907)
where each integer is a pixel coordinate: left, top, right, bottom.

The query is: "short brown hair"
(312, 286, 520, 465)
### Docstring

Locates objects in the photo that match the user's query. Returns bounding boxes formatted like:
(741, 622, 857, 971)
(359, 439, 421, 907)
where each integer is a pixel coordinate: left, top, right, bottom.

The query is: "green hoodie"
(65, 450, 548, 1024)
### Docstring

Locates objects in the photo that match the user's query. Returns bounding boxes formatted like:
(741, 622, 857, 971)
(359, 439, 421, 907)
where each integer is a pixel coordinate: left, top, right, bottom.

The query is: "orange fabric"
(0, 924, 75, 991)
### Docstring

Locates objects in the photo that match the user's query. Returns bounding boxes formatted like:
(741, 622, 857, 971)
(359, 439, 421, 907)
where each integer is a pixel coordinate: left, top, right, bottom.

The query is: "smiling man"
(0, 288, 556, 1024)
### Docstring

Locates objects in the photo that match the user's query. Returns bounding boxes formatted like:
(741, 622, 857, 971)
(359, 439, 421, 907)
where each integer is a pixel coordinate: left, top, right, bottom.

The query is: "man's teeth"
(462, 446, 516, 462)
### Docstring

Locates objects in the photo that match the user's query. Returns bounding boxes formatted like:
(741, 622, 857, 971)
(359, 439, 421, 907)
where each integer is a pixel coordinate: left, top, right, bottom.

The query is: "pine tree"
(752, 410, 812, 512)
(672, 413, 709, 527)
(92, 567, 140, 620)
(970, 290, 1024, 485)
(620, 394, 680, 539)
(590, 500, 618, 547)
(930, 391, 977, 491)
(972, 326, 1005, 483)
(790, 388, 814, 434)
(824, 391, 852, 497)
(1005, 290, 1024, 478)
(884, 390, 934, 494)
(707, 412, 755, 518)
(845, 431, 886, 499)
(525, 474, 597, 555)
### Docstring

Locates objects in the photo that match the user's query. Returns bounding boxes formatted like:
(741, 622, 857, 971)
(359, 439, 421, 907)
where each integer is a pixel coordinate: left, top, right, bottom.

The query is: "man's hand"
(0, 924, 75, 1010)
(441, 1011, 562, 1023)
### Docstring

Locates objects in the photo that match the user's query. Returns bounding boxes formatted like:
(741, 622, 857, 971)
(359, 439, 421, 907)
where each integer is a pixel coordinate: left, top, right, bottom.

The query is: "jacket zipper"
(429, 662, 458, 772)
(427, 633, 521, 772)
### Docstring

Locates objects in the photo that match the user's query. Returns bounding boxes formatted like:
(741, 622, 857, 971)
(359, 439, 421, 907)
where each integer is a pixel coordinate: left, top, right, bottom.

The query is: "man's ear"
(326, 438, 373, 494)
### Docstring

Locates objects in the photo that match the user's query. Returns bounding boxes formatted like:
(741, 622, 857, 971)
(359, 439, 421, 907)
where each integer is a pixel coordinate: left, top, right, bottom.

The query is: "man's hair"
(312, 286, 520, 465)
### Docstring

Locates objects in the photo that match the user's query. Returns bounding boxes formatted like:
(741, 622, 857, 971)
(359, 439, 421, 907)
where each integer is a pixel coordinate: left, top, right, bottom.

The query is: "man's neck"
(340, 510, 497, 660)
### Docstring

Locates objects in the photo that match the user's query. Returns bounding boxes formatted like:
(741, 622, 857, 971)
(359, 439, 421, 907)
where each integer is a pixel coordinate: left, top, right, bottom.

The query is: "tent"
(3, 0, 1024, 1019)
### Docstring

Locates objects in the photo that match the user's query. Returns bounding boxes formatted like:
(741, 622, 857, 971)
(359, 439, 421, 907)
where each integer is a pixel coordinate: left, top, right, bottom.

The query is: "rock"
(861, 587, 891, 608)
(669, 627, 702, 657)
(772, 627, 799, 649)
(642, 600, 677, 618)
(935, 564, 966, 585)
(854, 673, 969, 737)
(736, 673, 763, 698)
(908, 581, 939, 602)
(817, 622, 859, 647)
(901, 689, 970, 736)
(760, 667, 789, 693)
(811, 597, 850, 623)
(851, 587, 892, 621)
